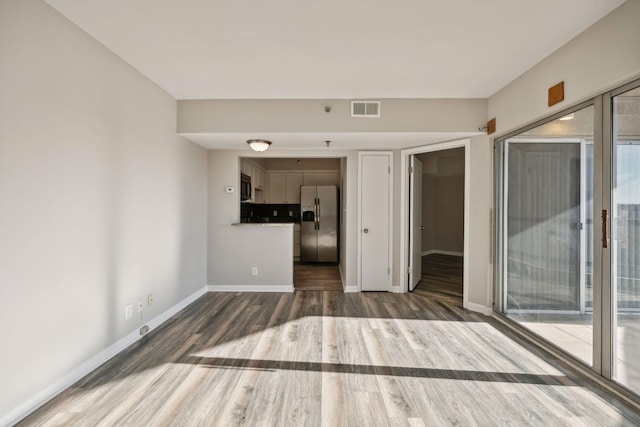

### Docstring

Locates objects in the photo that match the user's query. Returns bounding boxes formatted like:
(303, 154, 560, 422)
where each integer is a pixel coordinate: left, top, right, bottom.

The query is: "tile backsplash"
(241, 203, 300, 223)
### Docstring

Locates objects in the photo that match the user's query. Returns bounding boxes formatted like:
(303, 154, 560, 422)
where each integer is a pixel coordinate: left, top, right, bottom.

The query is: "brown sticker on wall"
(487, 118, 496, 134)
(548, 81, 565, 107)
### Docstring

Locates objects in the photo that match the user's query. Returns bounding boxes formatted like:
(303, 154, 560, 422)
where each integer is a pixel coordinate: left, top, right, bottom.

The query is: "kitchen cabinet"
(268, 172, 303, 203)
(253, 166, 264, 190)
(240, 159, 267, 203)
(268, 173, 286, 203)
(303, 171, 338, 186)
(240, 159, 251, 175)
(285, 173, 303, 203)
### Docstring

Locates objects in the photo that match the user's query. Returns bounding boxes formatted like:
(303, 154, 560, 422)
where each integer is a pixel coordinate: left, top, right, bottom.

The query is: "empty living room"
(2, 0, 640, 425)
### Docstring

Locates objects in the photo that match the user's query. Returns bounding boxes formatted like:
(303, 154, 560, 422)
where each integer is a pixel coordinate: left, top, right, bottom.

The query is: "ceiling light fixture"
(247, 139, 272, 152)
(559, 113, 574, 121)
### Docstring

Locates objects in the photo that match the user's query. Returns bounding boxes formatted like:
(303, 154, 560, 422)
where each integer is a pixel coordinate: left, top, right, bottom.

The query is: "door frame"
(409, 155, 423, 291)
(399, 139, 470, 310)
(357, 151, 393, 292)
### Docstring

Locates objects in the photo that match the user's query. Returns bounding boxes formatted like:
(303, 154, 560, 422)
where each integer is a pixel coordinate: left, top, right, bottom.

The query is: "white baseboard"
(1, 285, 208, 427)
(422, 249, 463, 257)
(465, 302, 493, 316)
(343, 285, 359, 293)
(208, 284, 294, 293)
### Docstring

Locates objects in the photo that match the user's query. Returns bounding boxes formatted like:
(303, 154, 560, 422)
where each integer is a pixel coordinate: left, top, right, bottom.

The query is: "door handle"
(419, 226, 425, 230)
(602, 209, 608, 249)
(363, 228, 369, 234)
(315, 198, 319, 230)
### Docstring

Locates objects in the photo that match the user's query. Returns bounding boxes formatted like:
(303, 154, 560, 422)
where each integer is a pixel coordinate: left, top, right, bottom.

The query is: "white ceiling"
(45, 0, 624, 100)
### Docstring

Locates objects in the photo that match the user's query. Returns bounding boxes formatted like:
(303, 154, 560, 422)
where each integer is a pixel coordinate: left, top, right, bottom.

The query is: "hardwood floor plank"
(294, 263, 343, 291)
(18, 286, 640, 427)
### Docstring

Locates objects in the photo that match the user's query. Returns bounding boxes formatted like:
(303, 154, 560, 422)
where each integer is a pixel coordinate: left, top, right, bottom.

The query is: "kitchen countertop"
(231, 222, 295, 226)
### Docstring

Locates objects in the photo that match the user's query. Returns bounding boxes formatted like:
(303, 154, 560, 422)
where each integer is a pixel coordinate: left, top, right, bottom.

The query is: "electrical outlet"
(273, 210, 277, 216)
(251, 267, 258, 276)
(289, 210, 293, 216)
(148, 293, 154, 307)
(125, 304, 133, 320)
(137, 300, 144, 313)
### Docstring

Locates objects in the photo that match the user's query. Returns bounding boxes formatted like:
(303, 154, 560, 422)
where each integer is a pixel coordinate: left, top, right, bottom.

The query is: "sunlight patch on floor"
(188, 316, 567, 377)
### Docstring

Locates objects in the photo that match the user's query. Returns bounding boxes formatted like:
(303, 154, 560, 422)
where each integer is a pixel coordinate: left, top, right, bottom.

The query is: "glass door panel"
(502, 105, 594, 365)
(612, 86, 640, 393)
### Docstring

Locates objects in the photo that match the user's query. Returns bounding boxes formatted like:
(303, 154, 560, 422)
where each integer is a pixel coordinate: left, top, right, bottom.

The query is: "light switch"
(225, 186, 235, 193)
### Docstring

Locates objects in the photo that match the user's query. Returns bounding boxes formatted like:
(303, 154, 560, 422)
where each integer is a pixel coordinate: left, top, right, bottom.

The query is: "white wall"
(207, 150, 358, 290)
(467, 135, 493, 308)
(0, 0, 208, 421)
(418, 150, 465, 254)
(422, 175, 464, 254)
(179, 99, 487, 133)
(489, 0, 640, 136)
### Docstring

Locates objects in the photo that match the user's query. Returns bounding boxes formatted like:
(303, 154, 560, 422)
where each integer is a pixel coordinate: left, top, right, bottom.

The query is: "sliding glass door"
(496, 78, 640, 396)
(612, 84, 640, 394)
(499, 106, 595, 365)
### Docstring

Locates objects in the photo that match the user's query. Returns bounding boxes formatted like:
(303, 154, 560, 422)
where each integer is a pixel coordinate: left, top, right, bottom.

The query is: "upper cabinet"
(240, 158, 253, 176)
(252, 165, 264, 190)
(268, 172, 287, 203)
(268, 172, 303, 204)
(240, 158, 267, 202)
(303, 171, 338, 186)
(285, 173, 303, 203)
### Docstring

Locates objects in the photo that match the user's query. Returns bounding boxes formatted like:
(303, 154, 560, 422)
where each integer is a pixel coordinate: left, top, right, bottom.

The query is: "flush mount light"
(559, 113, 575, 121)
(247, 139, 272, 152)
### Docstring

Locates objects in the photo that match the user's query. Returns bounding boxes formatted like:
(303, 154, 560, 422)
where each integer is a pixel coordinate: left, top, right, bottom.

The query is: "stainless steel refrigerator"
(300, 185, 338, 263)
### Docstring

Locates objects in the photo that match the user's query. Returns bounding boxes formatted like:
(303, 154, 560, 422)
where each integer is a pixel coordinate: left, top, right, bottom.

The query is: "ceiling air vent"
(351, 101, 380, 118)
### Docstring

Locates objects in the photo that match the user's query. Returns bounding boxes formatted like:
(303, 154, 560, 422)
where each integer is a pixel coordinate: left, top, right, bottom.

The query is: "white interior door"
(360, 153, 391, 291)
(409, 156, 423, 291)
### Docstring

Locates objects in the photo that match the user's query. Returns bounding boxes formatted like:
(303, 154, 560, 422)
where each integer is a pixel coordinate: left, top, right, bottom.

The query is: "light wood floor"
(21, 290, 640, 425)
(294, 263, 342, 291)
(414, 253, 463, 306)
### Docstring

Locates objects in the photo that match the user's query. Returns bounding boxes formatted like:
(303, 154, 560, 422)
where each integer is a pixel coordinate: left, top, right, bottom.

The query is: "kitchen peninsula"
(212, 222, 294, 292)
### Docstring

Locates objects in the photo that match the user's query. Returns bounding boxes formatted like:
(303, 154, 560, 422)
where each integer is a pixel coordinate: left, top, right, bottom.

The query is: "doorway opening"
(238, 155, 346, 291)
(400, 139, 470, 308)
(412, 148, 465, 303)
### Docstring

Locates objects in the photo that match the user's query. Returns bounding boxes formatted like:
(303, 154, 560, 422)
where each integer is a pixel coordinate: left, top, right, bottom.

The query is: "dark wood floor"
(413, 253, 464, 305)
(20, 285, 640, 425)
(294, 263, 342, 291)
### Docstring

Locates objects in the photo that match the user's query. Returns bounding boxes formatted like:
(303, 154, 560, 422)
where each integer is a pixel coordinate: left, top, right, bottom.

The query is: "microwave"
(240, 173, 252, 201)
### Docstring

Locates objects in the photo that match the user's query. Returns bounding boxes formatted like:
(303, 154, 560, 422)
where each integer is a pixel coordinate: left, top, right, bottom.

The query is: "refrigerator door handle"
(316, 198, 320, 231)
(315, 198, 319, 230)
